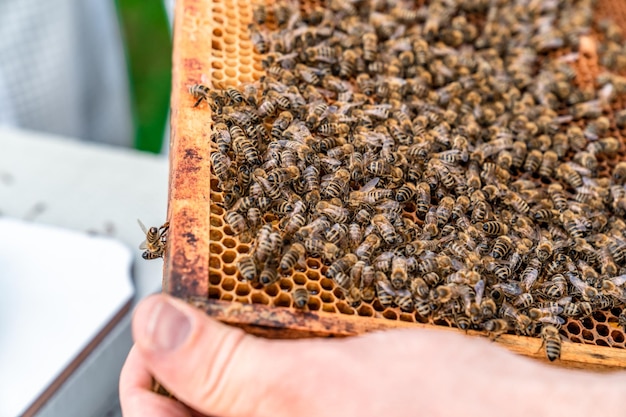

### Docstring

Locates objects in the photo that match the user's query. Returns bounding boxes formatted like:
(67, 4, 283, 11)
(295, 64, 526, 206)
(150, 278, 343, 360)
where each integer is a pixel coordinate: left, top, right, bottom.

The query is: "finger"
(133, 295, 290, 416)
(120, 345, 193, 417)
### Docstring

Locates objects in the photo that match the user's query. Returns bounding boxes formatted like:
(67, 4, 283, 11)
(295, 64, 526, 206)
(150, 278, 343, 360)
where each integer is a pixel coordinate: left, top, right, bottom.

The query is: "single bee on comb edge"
(138, 219, 170, 260)
(538, 325, 563, 362)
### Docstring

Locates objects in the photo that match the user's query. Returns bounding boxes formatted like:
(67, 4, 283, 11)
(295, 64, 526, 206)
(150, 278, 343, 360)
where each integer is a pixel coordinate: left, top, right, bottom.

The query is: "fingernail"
(145, 299, 192, 352)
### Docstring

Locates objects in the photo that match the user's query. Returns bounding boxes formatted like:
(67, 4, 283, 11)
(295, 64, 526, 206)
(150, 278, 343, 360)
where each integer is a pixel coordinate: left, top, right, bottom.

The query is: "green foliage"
(116, 0, 172, 153)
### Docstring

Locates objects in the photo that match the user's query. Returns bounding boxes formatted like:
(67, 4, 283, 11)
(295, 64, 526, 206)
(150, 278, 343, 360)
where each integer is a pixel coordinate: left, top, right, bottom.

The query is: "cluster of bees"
(184, 0, 626, 361)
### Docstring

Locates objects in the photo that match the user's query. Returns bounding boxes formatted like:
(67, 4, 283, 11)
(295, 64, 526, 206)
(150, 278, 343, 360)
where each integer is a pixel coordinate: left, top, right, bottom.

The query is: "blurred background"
(0, 1, 176, 416)
(118, 0, 172, 154)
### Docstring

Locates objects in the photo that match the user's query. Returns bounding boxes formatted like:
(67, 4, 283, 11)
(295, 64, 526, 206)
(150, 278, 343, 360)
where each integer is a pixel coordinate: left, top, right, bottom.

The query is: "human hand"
(120, 294, 624, 417)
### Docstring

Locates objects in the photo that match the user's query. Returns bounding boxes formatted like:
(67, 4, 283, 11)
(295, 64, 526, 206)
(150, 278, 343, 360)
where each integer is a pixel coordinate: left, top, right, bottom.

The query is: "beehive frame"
(166, 0, 626, 370)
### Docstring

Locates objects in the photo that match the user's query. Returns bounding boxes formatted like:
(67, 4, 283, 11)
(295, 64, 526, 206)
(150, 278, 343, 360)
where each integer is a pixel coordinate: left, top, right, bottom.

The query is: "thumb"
(132, 294, 342, 417)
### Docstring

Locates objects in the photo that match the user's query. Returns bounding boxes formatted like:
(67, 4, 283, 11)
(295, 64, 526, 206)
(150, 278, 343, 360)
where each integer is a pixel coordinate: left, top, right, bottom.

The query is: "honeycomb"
(168, 0, 626, 361)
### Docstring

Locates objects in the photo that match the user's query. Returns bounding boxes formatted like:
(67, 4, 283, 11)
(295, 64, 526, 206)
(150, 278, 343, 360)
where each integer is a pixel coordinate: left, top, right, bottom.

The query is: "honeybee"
(138, 219, 169, 260)
(395, 182, 416, 203)
(292, 288, 309, 309)
(566, 125, 586, 150)
(601, 274, 626, 298)
(422, 207, 439, 238)
(556, 163, 584, 189)
(273, 0, 292, 26)
(500, 302, 533, 335)
(454, 314, 472, 331)
(560, 210, 588, 239)
(222, 86, 244, 104)
(343, 286, 364, 307)
(245, 207, 261, 229)
(257, 96, 277, 118)
(237, 255, 258, 281)
(412, 297, 431, 317)
(255, 224, 277, 263)
(482, 221, 509, 236)
(565, 270, 598, 300)
(390, 256, 408, 289)
(314, 201, 349, 224)
(435, 196, 454, 227)
(280, 243, 305, 271)
(268, 167, 301, 185)
(540, 325, 562, 361)
(212, 122, 231, 154)
(514, 293, 534, 308)
(305, 101, 329, 128)
(547, 187, 568, 217)
(295, 64, 320, 85)
(323, 169, 350, 199)
(432, 283, 460, 305)
(552, 133, 569, 158)
(408, 277, 429, 299)
(483, 319, 509, 338)
(304, 238, 340, 263)
(572, 100, 602, 119)
(375, 276, 395, 308)
(490, 236, 513, 259)
(188, 84, 214, 108)
(231, 127, 261, 166)
(538, 150, 558, 178)
(521, 258, 542, 292)
(573, 151, 597, 173)
(619, 310, 626, 331)
(210, 152, 232, 183)
(415, 182, 431, 219)
(511, 141, 527, 170)
(354, 233, 381, 259)
(523, 150, 543, 173)
(372, 214, 397, 244)
(616, 109, 626, 129)
(362, 32, 378, 61)
(395, 289, 414, 312)
(224, 211, 247, 236)
(251, 3, 267, 24)
(588, 136, 619, 155)
(259, 257, 280, 286)
(327, 254, 358, 279)
(282, 201, 308, 236)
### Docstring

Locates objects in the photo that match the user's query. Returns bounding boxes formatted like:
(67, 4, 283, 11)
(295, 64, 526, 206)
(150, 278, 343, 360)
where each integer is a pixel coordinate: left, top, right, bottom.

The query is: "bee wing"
(552, 239, 572, 253)
(495, 281, 523, 296)
(321, 173, 335, 183)
(610, 274, 626, 286)
(359, 177, 380, 192)
(566, 161, 592, 176)
(566, 271, 584, 289)
(474, 279, 485, 305)
(557, 296, 573, 305)
(137, 219, 148, 250)
(376, 279, 396, 295)
(319, 156, 343, 172)
(137, 220, 150, 250)
(276, 51, 299, 62)
(538, 315, 566, 326)
(137, 218, 148, 234)
(537, 305, 564, 315)
(296, 252, 307, 270)
(450, 257, 465, 271)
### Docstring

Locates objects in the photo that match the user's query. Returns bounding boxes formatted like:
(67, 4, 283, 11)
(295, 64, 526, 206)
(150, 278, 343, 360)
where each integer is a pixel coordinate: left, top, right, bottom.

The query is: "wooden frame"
(166, 0, 626, 371)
